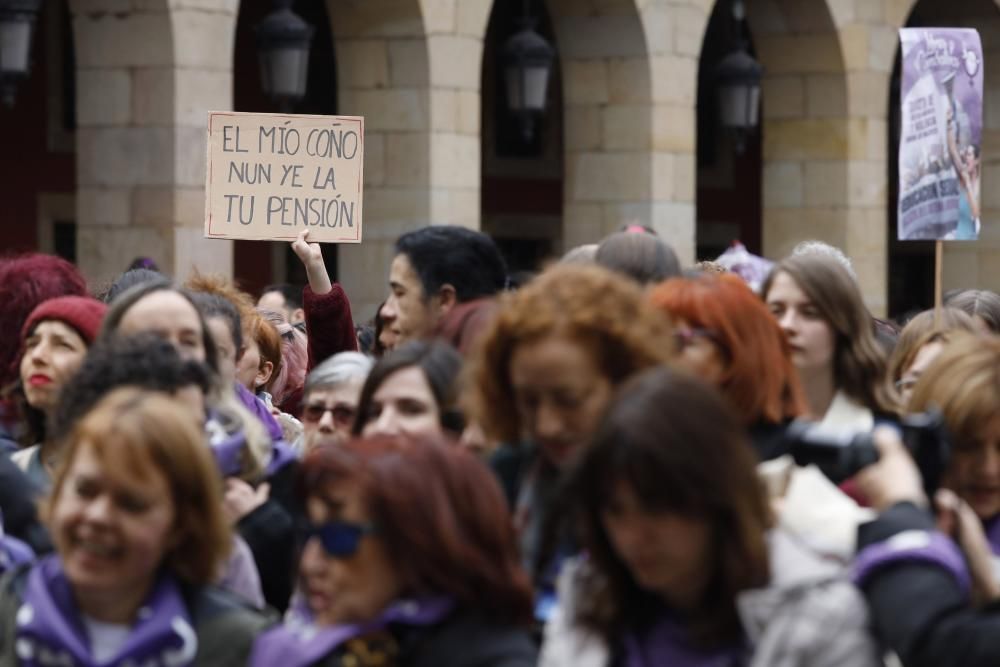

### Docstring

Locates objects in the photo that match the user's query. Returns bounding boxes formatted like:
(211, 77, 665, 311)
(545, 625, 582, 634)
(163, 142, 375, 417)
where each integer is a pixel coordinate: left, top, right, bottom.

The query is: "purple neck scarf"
(249, 596, 454, 667)
(983, 514, 1000, 556)
(15, 556, 196, 667)
(621, 613, 746, 667)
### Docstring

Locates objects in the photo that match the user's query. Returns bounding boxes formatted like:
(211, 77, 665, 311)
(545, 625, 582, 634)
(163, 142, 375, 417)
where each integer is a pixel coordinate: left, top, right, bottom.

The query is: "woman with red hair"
(649, 273, 807, 460)
(251, 435, 536, 666)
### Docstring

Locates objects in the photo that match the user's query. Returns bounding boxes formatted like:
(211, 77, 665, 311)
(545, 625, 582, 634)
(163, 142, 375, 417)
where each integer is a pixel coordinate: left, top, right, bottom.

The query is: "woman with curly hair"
(467, 263, 674, 621)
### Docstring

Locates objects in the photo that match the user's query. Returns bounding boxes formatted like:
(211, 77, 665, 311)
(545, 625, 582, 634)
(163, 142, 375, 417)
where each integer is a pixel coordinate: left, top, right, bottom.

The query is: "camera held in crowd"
(785, 410, 949, 497)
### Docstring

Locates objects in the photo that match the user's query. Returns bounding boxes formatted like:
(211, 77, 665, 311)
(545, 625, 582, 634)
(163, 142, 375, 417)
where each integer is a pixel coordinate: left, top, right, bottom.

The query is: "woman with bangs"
(648, 273, 807, 461)
(251, 435, 536, 667)
(467, 263, 674, 621)
(541, 368, 880, 667)
(0, 387, 270, 666)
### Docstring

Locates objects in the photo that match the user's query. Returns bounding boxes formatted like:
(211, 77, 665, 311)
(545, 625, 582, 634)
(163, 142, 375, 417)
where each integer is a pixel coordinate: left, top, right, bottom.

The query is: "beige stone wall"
(65, 0, 1000, 313)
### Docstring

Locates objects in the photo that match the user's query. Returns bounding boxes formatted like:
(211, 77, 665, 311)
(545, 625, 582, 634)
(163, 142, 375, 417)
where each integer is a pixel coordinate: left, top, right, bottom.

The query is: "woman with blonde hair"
(886, 307, 977, 406)
(0, 388, 270, 665)
(909, 333, 1000, 554)
(467, 263, 673, 620)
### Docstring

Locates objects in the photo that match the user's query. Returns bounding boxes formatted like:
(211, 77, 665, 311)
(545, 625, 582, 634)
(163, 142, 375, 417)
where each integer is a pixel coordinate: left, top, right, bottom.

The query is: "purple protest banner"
(898, 28, 983, 241)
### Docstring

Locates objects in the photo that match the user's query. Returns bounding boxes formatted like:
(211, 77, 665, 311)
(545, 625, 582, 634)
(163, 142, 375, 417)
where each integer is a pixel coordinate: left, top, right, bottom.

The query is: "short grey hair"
(791, 240, 856, 280)
(304, 351, 374, 396)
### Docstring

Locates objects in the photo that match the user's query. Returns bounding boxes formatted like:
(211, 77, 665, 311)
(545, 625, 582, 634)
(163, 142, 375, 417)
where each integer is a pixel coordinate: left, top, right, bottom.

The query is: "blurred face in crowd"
(948, 415, 1000, 521)
(236, 336, 264, 391)
(118, 291, 206, 364)
(897, 341, 945, 407)
(765, 271, 835, 378)
(257, 291, 289, 323)
(20, 321, 88, 413)
(601, 479, 712, 611)
(302, 380, 366, 452)
(377, 302, 400, 353)
(672, 317, 728, 387)
(50, 440, 177, 622)
(382, 254, 435, 347)
(360, 366, 440, 440)
(205, 316, 240, 385)
(509, 333, 613, 468)
(299, 479, 400, 625)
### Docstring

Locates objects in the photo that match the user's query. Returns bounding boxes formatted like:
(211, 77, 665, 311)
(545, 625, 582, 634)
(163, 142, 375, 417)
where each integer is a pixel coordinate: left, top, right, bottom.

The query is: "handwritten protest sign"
(898, 28, 982, 241)
(204, 111, 364, 243)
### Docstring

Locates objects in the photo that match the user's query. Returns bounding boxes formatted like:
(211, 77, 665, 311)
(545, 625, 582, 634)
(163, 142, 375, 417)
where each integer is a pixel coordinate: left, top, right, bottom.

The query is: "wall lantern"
(256, 0, 314, 113)
(715, 0, 762, 154)
(0, 0, 44, 108)
(502, 0, 555, 142)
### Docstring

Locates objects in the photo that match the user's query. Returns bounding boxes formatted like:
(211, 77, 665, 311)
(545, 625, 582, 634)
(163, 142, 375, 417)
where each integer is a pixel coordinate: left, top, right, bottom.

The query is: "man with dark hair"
(381, 225, 508, 352)
(257, 283, 305, 325)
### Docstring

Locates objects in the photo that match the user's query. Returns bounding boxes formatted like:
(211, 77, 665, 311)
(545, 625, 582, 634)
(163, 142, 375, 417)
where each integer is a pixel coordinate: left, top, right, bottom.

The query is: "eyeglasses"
(672, 328, 718, 350)
(303, 520, 378, 558)
(301, 403, 356, 426)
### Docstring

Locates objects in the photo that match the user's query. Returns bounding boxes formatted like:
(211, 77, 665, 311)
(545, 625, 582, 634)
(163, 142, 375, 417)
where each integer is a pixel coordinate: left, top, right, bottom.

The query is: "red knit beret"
(21, 296, 108, 346)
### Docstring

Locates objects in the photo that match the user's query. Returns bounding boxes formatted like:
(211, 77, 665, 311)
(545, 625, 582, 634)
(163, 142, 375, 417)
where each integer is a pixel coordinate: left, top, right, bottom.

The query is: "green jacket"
(0, 565, 275, 666)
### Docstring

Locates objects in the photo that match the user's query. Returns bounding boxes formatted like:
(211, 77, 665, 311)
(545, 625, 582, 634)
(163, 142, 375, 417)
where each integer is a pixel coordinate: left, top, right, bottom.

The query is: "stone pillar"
(330, 0, 432, 320)
(71, 0, 236, 290)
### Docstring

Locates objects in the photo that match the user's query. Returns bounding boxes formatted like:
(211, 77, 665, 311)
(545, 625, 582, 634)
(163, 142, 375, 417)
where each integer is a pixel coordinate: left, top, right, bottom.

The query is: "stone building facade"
(4, 0, 1000, 320)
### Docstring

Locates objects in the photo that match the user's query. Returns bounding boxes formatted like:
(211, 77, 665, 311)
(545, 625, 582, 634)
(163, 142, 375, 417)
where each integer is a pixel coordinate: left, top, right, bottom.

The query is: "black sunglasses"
(303, 520, 378, 558)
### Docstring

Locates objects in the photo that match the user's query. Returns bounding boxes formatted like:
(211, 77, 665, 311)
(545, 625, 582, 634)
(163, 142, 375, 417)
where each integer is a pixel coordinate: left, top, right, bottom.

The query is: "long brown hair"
(299, 435, 534, 625)
(563, 368, 771, 647)
(761, 254, 896, 414)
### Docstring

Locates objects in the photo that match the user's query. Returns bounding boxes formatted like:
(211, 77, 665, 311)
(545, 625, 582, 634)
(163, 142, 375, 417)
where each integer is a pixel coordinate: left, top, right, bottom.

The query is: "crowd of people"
(0, 224, 999, 666)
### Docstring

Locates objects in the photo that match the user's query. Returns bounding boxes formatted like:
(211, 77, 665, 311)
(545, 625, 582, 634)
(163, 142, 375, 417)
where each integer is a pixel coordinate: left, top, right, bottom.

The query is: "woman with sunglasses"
(299, 352, 374, 455)
(0, 387, 270, 665)
(649, 273, 807, 461)
(542, 368, 880, 666)
(251, 435, 536, 666)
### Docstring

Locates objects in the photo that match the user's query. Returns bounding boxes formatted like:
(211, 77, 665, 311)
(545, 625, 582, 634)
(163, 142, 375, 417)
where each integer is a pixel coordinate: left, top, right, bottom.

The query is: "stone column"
(71, 0, 236, 289)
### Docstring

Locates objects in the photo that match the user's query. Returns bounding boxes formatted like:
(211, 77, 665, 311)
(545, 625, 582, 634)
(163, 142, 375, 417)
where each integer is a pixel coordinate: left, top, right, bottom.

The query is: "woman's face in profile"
(299, 479, 401, 626)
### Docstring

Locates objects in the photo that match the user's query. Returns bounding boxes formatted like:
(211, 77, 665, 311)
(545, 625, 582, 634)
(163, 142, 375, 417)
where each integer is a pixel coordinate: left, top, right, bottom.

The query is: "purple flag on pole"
(898, 28, 983, 241)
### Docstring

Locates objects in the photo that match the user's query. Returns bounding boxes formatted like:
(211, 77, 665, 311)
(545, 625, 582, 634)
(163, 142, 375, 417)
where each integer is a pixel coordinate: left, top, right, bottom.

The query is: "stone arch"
(70, 0, 239, 285)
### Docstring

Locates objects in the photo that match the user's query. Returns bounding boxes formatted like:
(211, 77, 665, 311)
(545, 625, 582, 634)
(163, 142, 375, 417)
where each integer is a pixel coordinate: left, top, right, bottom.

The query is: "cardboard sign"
(898, 28, 983, 240)
(204, 111, 364, 243)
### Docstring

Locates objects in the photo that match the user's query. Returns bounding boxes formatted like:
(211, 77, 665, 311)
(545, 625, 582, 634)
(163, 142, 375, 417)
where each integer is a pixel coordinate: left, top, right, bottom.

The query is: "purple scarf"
(983, 515, 1000, 556)
(15, 556, 196, 667)
(621, 614, 746, 667)
(249, 596, 454, 667)
(228, 384, 298, 477)
(0, 534, 33, 573)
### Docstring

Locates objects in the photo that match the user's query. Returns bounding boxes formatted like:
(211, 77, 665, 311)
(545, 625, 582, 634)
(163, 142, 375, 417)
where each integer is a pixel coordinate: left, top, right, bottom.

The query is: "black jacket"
(238, 460, 301, 612)
(313, 609, 537, 667)
(858, 502, 1000, 666)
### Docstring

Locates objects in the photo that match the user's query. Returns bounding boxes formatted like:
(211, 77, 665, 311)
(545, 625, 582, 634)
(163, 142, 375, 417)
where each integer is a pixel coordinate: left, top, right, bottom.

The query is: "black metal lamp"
(715, 0, 761, 154)
(0, 0, 43, 109)
(255, 0, 314, 113)
(502, 0, 555, 142)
